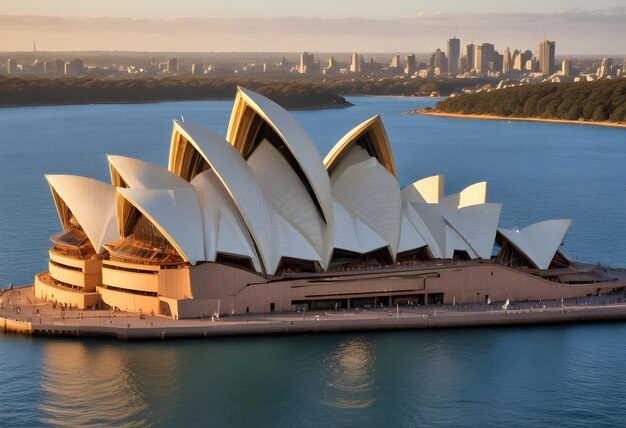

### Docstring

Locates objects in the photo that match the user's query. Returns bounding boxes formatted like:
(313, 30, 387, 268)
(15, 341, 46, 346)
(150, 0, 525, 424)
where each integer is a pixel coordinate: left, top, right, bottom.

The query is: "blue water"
(1, 97, 626, 427)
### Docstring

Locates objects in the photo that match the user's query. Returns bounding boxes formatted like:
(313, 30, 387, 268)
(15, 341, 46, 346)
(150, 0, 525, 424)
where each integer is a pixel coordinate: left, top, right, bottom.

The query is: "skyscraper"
(561, 59, 571, 77)
(431, 48, 448, 75)
(404, 54, 416, 75)
(299, 52, 314, 74)
(537, 40, 556, 75)
(475, 43, 494, 74)
(6, 58, 17, 74)
(350, 53, 364, 73)
(447, 37, 460, 75)
(390, 54, 401, 69)
(462, 43, 475, 72)
(503, 47, 512, 73)
(167, 58, 178, 74)
(598, 58, 613, 77)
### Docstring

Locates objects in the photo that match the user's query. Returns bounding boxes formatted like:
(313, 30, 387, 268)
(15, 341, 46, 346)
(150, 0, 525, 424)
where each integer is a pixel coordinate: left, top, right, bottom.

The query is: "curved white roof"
(46, 175, 118, 254)
(398, 214, 428, 253)
(117, 188, 205, 264)
(171, 119, 274, 273)
(402, 174, 444, 204)
(459, 181, 487, 208)
(227, 87, 334, 229)
(332, 158, 402, 259)
(191, 170, 261, 271)
(498, 219, 572, 270)
(324, 115, 396, 177)
(270, 211, 321, 273)
(107, 155, 190, 190)
(247, 139, 332, 268)
(332, 200, 388, 254)
(443, 203, 502, 259)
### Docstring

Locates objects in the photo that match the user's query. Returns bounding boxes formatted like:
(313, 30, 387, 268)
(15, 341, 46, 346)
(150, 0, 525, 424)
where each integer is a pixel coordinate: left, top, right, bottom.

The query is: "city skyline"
(0, 7, 625, 54)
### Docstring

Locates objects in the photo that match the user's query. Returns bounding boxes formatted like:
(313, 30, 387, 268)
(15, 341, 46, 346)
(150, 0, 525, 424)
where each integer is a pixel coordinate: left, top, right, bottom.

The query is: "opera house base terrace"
(7, 87, 626, 333)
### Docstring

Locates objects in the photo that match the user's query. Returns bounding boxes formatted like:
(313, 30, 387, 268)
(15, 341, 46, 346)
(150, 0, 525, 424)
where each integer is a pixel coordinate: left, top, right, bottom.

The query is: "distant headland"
(406, 80, 626, 128)
(0, 77, 353, 110)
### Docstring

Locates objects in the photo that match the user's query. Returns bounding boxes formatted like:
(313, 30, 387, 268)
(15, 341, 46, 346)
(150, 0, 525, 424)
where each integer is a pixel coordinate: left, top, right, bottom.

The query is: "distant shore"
(406, 110, 626, 129)
(0, 98, 353, 110)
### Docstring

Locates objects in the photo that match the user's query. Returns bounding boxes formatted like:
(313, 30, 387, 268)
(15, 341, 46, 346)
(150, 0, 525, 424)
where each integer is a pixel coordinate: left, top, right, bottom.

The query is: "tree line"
(0, 77, 351, 109)
(434, 79, 626, 123)
(0, 75, 498, 108)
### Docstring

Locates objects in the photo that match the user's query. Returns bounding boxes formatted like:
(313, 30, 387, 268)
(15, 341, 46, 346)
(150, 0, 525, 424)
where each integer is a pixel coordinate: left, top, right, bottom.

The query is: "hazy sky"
(1, 1, 625, 54)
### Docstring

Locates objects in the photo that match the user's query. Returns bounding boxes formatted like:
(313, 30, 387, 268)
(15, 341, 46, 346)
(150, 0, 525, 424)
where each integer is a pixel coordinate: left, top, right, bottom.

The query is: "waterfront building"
(34, 88, 622, 318)
(299, 51, 314, 74)
(447, 38, 460, 75)
(562, 59, 571, 77)
(404, 54, 416, 75)
(6, 58, 17, 74)
(537, 40, 556, 75)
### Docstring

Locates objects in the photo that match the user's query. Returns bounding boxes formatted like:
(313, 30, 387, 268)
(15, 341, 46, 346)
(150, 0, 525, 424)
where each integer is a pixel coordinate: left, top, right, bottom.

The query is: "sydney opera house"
(34, 88, 624, 319)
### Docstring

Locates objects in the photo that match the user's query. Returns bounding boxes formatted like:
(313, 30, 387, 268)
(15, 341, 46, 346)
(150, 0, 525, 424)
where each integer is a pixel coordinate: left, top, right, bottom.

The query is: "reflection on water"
(39, 342, 180, 427)
(322, 336, 376, 410)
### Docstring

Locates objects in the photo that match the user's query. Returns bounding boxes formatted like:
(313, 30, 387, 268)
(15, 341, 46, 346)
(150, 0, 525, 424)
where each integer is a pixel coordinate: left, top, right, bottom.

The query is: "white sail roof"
(498, 220, 572, 270)
(117, 188, 205, 264)
(227, 87, 334, 229)
(46, 175, 118, 253)
(191, 170, 261, 271)
(171, 119, 274, 274)
(332, 157, 402, 259)
(402, 174, 444, 204)
(107, 155, 190, 190)
(324, 114, 396, 177)
(247, 139, 330, 267)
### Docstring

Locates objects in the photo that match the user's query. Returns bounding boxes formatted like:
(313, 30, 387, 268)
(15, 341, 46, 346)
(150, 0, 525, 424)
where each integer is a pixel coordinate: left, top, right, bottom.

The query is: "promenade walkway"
(2, 286, 626, 340)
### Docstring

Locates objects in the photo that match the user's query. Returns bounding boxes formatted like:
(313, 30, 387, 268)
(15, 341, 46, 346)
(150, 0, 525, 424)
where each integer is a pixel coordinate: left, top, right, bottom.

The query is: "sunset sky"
(1, 1, 624, 54)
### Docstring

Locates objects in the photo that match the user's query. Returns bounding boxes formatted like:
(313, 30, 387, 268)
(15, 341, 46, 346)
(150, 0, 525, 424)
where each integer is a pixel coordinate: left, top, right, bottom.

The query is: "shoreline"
(0, 98, 353, 111)
(407, 110, 626, 129)
(3, 286, 626, 341)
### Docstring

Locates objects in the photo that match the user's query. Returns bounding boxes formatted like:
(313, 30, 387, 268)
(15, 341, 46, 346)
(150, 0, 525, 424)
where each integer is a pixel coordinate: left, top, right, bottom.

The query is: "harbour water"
(1, 97, 626, 426)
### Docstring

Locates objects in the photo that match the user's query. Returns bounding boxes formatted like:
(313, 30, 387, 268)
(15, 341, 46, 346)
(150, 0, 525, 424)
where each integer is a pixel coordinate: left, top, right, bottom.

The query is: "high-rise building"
(390, 54, 401, 69)
(492, 51, 503, 74)
(537, 40, 556, 75)
(447, 38, 460, 75)
(64, 58, 84, 76)
(475, 43, 494, 74)
(299, 52, 314, 74)
(52, 58, 65, 75)
(325, 56, 338, 74)
(598, 58, 613, 77)
(561, 59, 571, 77)
(431, 48, 448, 75)
(462, 43, 475, 72)
(404, 54, 416, 75)
(6, 58, 17, 74)
(191, 64, 203, 75)
(350, 53, 364, 73)
(167, 58, 179, 74)
(503, 47, 512, 73)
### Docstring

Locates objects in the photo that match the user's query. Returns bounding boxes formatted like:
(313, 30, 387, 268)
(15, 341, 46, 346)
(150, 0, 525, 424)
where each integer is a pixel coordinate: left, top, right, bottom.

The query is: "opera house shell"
(34, 88, 622, 318)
